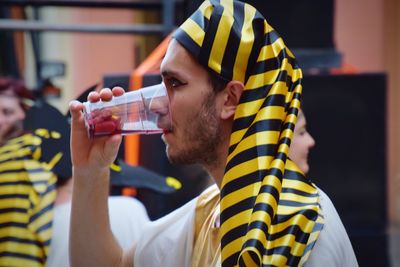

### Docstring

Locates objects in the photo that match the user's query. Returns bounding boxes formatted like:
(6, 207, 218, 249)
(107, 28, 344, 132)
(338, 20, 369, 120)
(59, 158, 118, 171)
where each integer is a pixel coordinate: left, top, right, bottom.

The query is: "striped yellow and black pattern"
(173, 0, 324, 266)
(0, 132, 58, 267)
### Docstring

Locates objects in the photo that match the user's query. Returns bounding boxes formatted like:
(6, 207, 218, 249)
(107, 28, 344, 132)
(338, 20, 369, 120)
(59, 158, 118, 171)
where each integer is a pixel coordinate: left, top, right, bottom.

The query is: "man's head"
(160, 39, 243, 168)
(0, 78, 33, 143)
(288, 109, 315, 174)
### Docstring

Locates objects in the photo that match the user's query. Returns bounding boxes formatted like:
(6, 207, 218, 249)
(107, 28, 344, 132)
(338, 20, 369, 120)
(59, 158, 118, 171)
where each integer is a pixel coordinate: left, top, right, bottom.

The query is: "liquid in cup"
(82, 83, 170, 138)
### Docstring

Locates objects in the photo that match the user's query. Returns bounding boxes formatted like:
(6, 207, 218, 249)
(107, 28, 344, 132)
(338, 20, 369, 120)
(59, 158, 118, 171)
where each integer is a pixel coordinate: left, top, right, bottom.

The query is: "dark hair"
(0, 77, 34, 110)
(207, 69, 229, 93)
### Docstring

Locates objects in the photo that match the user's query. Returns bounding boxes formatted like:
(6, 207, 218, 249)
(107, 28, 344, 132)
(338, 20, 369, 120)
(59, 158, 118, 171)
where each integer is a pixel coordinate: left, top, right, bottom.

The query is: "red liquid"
(88, 127, 163, 138)
(86, 111, 163, 138)
(85, 103, 164, 138)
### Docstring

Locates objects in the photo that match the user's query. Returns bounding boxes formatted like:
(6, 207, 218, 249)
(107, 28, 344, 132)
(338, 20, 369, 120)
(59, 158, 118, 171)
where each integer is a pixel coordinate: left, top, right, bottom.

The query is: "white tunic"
(134, 187, 358, 267)
(46, 196, 149, 267)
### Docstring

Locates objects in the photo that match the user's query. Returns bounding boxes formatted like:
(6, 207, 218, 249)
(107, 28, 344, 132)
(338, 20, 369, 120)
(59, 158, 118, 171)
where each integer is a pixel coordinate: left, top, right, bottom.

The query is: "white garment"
(134, 188, 358, 267)
(46, 196, 149, 267)
(305, 189, 359, 267)
(134, 197, 197, 267)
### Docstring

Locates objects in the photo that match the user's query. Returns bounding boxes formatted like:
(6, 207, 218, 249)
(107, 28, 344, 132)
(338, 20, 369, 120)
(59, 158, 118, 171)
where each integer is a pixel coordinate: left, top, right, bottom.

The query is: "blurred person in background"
(288, 109, 316, 174)
(21, 101, 151, 267)
(288, 108, 357, 266)
(0, 77, 33, 144)
(0, 93, 169, 267)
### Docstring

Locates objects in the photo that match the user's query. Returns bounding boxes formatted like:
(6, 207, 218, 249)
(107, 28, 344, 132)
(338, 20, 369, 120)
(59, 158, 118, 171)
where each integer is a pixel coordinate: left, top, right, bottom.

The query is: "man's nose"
(149, 84, 169, 116)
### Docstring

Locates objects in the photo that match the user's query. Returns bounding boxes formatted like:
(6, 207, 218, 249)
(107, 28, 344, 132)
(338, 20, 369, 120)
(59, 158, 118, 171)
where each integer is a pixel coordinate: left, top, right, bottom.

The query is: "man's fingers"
(87, 87, 124, 104)
(111, 87, 125, 97)
(99, 88, 113, 101)
(69, 100, 83, 119)
(88, 92, 100, 103)
(69, 100, 86, 131)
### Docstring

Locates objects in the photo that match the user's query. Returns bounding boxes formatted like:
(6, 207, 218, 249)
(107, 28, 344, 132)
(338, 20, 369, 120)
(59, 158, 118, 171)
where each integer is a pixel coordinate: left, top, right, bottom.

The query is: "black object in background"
(0, 7, 20, 77)
(182, 0, 340, 71)
(183, 0, 334, 48)
(302, 73, 388, 267)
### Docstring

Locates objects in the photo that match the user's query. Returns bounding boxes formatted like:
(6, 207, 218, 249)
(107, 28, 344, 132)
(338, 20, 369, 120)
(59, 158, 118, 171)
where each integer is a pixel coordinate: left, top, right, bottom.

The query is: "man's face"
(159, 39, 224, 166)
(0, 94, 25, 143)
(288, 111, 315, 174)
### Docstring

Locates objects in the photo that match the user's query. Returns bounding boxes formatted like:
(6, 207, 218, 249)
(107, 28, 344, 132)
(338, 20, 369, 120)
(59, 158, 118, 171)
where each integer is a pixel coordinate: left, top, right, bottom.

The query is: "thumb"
(69, 100, 86, 132)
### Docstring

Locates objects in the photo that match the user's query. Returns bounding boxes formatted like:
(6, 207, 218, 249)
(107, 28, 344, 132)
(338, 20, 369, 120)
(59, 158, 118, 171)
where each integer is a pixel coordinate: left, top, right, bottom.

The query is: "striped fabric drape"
(173, 0, 324, 266)
(0, 132, 58, 267)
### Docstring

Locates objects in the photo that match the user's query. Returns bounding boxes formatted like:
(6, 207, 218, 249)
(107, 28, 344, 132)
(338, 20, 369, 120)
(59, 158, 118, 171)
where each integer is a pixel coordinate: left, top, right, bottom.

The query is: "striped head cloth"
(173, 0, 324, 266)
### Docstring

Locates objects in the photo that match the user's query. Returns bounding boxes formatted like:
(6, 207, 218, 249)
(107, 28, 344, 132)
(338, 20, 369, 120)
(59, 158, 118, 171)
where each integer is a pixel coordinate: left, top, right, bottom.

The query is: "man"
(69, 1, 357, 266)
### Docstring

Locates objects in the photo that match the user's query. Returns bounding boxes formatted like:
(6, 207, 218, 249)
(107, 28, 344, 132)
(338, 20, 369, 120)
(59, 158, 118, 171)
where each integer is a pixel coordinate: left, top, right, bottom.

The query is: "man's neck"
(205, 135, 230, 189)
(206, 161, 226, 189)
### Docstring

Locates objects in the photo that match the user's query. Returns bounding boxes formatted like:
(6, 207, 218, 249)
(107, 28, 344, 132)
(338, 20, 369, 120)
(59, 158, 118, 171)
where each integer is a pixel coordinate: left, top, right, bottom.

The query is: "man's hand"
(69, 87, 131, 267)
(69, 87, 125, 174)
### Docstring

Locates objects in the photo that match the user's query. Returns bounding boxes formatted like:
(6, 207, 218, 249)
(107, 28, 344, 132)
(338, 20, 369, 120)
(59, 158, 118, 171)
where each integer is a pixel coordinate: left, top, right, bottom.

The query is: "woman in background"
(289, 109, 358, 266)
(288, 109, 316, 174)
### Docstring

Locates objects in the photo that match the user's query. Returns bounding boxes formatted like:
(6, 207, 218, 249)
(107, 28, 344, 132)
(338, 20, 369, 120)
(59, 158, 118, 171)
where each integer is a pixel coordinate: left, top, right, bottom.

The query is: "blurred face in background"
(0, 92, 26, 143)
(289, 110, 315, 174)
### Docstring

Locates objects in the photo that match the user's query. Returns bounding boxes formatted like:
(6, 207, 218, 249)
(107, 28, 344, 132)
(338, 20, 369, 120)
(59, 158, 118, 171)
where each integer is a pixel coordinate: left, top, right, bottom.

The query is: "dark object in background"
(184, 0, 334, 48)
(302, 73, 388, 267)
(0, 7, 20, 77)
(242, 0, 334, 48)
(23, 100, 72, 180)
(111, 159, 177, 194)
(183, 0, 340, 71)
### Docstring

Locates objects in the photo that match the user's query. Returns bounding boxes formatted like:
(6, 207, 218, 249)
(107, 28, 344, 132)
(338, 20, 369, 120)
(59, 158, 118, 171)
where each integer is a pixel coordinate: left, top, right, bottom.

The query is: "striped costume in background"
(0, 131, 60, 267)
(173, 0, 324, 266)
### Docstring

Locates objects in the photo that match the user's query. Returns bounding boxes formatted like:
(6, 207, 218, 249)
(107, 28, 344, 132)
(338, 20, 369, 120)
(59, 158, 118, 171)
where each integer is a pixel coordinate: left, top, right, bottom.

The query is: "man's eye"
(169, 78, 183, 88)
(4, 109, 14, 116)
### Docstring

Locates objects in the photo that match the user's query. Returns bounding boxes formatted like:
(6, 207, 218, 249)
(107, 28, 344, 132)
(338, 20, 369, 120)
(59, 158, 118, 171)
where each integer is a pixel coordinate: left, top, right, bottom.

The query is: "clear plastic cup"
(82, 83, 170, 138)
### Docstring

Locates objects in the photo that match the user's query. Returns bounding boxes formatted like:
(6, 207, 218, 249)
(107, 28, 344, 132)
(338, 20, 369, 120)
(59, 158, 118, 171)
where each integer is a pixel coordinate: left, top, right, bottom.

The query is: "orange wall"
(335, 0, 385, 72)
(384, 0, 400, 225)
(335, 0, 400, 224)
(69, 8, 137, 97)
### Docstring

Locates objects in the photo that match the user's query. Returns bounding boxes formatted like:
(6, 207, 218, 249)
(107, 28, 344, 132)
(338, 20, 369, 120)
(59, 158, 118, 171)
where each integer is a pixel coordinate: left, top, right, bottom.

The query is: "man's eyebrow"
(161, 70, 180, 77)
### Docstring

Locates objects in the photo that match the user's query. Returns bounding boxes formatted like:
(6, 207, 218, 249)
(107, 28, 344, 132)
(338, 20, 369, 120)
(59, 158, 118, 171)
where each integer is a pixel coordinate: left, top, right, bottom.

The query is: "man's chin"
(164, 146, 175, 164)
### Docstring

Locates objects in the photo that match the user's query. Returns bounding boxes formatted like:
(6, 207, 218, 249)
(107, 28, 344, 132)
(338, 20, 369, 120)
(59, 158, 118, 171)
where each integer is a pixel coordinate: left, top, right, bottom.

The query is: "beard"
(166, 91, 224, 168)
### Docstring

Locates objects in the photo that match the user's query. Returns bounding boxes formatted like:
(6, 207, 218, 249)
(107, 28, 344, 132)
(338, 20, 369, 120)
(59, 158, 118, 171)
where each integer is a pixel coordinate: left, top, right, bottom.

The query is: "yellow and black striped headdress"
(173, 0, 324, 266)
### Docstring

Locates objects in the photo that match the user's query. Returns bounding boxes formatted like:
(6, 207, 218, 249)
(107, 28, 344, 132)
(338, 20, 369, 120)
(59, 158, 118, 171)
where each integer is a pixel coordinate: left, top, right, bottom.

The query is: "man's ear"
(220, 81, 244, 120)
